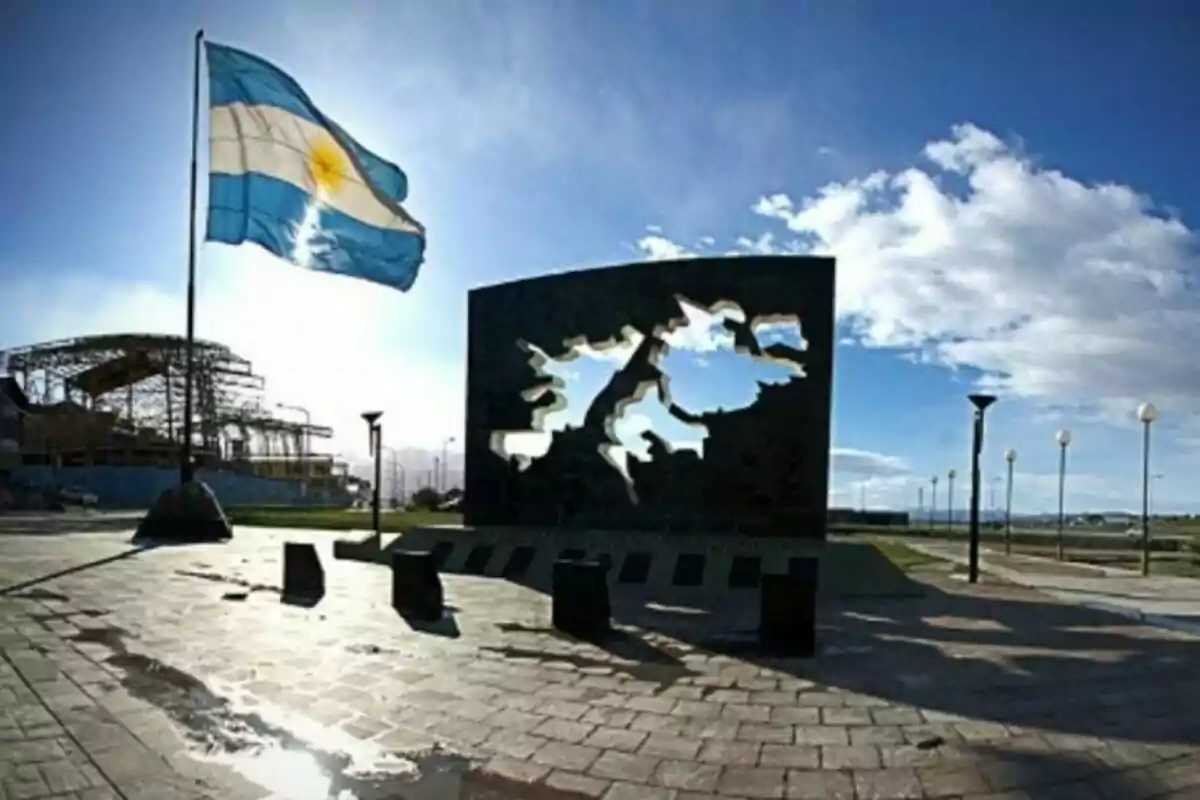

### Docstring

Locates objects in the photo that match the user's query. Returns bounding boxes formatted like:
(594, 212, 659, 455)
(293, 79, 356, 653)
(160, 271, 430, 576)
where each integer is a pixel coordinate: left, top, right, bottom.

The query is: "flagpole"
(181, 29, 204, 485)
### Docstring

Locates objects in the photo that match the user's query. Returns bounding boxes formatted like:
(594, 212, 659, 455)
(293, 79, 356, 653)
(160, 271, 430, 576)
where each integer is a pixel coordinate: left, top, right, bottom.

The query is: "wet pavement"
(2, 528, 1200, 799)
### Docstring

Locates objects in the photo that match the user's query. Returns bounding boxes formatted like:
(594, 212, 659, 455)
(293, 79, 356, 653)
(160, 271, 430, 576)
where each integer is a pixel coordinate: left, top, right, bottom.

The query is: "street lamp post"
(277, 402, 312, 499)
(1137, 402, 1158, 576)
(946, 469, 956, 536)
(1004, 448, 1017, 556)
(361, 411, 383, 539)
(440, 436, 456, 494)
(930, 476, 939, 535)
(383, 446, 406, 508)
(967, 393, 996, 584)
(1055, 428, 1072, 561)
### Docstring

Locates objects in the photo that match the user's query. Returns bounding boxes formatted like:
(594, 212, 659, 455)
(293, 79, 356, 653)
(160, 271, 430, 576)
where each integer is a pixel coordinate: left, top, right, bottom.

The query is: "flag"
(205, 43, 425, 292)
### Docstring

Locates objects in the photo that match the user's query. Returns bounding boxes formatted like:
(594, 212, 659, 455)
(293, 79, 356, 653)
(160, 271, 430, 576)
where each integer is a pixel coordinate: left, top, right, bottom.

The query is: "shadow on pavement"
(0, 544, 154, 596)
(394, 534, 1200, 797)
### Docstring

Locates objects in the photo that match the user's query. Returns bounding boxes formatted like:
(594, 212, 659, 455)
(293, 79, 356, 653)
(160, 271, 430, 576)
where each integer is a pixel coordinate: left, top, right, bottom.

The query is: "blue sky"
(3, 1, 1199, 513)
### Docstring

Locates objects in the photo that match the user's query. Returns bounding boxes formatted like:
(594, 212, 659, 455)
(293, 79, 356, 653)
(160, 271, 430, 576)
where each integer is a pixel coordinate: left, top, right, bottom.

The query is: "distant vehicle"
(59, 486, 99, 508)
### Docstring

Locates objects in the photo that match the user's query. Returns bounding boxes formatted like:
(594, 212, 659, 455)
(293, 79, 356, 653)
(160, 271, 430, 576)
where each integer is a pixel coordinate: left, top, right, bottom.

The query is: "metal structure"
(4, 333, 337, 475)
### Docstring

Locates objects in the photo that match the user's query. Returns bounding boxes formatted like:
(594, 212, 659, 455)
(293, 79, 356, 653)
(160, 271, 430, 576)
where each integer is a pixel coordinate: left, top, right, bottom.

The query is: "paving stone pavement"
(2, 528, 1200, 799)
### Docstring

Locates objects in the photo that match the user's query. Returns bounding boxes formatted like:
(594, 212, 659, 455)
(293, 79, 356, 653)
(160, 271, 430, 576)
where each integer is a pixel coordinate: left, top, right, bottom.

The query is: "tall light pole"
(383, 446, 406, 507)
(967, 393, 996, 584)
(859, 480, 867, 512)
(930, 475, 939, 534)
(277, 402, 312, 498)
(1137, 402, 1158, 576)
(917, 485, 924, 525)
(1004, 448, 1017, 556)
(362, 412, 383, 538)
(1055, 428, 1072, 561)
(440, 436, 456, 493)
(946, 469, 956, 535)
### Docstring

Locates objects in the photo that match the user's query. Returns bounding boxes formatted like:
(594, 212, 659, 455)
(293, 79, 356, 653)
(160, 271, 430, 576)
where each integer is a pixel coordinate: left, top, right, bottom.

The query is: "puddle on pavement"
(67, 625, 480, 799)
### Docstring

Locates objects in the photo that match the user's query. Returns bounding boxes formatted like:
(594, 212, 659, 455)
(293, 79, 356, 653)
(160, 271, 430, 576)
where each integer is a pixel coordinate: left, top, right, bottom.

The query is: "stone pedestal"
(759, 559, 818, 656)
(552, 559, 610, 639)
(133, 481, 232, 543)
(391, 550, 444, 621)
(282, 543, 325, 603)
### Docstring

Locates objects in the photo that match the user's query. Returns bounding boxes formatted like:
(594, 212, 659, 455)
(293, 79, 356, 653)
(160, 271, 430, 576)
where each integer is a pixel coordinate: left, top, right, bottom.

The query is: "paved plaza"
(2, 528, 1200, 799)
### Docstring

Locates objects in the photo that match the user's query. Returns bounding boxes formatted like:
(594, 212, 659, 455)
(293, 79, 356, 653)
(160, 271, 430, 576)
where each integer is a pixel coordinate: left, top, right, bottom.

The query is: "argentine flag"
(205, 43, 425, 292)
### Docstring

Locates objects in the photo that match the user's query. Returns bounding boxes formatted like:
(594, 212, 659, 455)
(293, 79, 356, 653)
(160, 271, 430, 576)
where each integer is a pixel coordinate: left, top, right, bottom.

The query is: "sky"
(3, 0, 1200, 514)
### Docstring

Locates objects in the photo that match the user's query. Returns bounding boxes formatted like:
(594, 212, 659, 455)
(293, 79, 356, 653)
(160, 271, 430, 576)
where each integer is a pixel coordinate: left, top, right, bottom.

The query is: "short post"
(760, 558, 818, 656)
(391, 550, 444, 621)
(552, 559, 610, 638)
(282, 542, 325, 604)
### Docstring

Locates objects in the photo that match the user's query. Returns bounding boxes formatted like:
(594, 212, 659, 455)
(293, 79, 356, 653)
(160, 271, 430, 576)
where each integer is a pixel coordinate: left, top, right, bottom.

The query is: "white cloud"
(635, 235, 697, 262)
(831, 448, 911, 478)
(649, 123, 1200, 429)
(756, 123, 1200, 421)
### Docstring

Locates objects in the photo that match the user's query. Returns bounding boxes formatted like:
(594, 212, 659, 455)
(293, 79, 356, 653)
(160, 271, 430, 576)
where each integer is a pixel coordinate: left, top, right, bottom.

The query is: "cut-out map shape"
(492, 295, 808, 502)
(465, 255, 835, 534)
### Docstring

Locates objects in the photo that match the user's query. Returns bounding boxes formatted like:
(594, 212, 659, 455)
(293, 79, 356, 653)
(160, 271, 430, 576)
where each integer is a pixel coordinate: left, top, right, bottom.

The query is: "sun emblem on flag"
(306, 135, 348, 197)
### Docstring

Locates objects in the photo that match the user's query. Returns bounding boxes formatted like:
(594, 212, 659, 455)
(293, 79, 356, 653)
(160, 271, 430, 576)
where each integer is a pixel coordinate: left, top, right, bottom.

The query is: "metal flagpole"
(181, 29, 204, 485)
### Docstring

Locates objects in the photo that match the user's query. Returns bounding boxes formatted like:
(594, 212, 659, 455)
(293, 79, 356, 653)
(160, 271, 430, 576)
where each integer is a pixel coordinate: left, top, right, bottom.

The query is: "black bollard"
(391, 550, 444, 621)
(759, 558, 818, 656)
(282, 543, 325, 605)
(552, 559, 610, 639)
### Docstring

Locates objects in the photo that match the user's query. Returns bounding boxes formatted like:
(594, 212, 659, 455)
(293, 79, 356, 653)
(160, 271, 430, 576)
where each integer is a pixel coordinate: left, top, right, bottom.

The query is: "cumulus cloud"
(636, 234, 697, 262)
(648, 123, 1200, 425)
(831, 448, 911, 478)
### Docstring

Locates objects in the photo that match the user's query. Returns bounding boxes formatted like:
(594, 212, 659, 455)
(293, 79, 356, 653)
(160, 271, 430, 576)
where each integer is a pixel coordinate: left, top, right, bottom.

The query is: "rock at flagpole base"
(134, 480, 233, 543)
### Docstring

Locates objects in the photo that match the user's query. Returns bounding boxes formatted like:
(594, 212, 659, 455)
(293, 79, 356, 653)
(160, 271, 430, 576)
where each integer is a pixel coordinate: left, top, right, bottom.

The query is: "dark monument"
(464, 256, 835, 536)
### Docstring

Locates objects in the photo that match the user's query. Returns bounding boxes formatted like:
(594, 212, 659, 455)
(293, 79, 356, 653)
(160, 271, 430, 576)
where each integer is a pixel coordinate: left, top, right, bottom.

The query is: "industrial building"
(0, 333, 354, 509)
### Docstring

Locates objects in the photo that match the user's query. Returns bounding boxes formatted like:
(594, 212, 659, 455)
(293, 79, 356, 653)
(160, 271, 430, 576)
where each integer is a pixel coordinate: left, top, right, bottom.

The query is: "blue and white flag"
(205, 43, 425, 292)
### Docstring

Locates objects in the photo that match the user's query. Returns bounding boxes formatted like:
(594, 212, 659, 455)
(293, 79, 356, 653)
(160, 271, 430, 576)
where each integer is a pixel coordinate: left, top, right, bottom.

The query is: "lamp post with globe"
(946, 469, 957, 536)
(1137, 402, 1158, 576)
(930, 475, 939, 534)
(1004, 448, 1017, 556)
(1055, 429, 1071, 561)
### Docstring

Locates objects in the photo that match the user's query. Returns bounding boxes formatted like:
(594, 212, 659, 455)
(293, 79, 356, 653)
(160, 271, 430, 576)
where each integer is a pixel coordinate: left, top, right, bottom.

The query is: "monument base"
(133, 481, 232, 543)
(350, 524, 823, 596)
